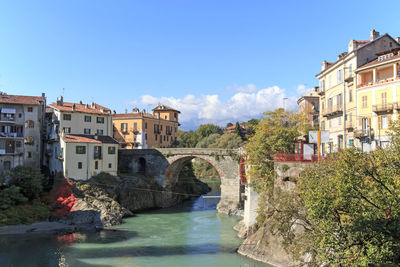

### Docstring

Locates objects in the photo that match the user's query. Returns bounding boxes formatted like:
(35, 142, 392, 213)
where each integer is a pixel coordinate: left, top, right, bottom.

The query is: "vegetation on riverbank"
(0, 166, 51, 226)
(246, 108, 400, 266)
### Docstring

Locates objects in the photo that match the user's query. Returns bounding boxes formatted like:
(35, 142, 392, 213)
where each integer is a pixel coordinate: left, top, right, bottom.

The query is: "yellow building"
(47, 97, 119, 180)
(355, 47, 400, 151)
(112, 105, 180, 149)
(316, 29, 399, 153)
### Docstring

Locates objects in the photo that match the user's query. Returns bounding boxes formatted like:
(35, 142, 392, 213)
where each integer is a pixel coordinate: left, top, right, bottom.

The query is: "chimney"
(125, 108, 127, 114)
(132, 108, 139, 113)
(142, 109, 146, 113)
(396, 37, 400, 44)
(41, 93, 45, 98)
(370, 29, 380, 41)
(91, 102, 96, 108)
(321, 60, 328, 71)
(79, 100, 83, 104)
(113, 110, 116, 114)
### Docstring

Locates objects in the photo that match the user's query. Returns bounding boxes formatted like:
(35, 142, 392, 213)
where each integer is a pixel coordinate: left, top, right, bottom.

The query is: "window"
(328, 98, 333, 111)
(160, 135, 162, 143)
(167, 136, 169, 141)
(337, 94, 342, 109)
(134, 122, 137, 130)
(108, 163, 112, 168)
(160, 125, 163, 131)
(94, 146, 102, 159)
(84, 116, 91, 122)
(338, 117, 341, 125)
(97, 129, 104, 135)
(26, 120, 34, 128)
(76, 146, 86, 154)
(95, 161, 98, 169)
(16, 141, 21, 148)
(63, 127, 71, 134)
(63, 114, 71, 120)
(27, 107, 33, 112)
(145, 133, 147, 140)
(18, 113, 22, 118)
(362, 96, 368, 108)
(4, 161, 11, 171)
(321, 121, 325, 131)
(349, 89, 352, 102)
(78, 162, 82, 169)
(27, 151, 32, 158)
(328, 76, 331, 89)
(349, 139, 354, 148)
(319, 80, 325, 91)
(155, 135, 157, 141)
(382, 92, 387, 107)
(84, 128, 91, 135)
(337, 69, 343, 83)
(108, 146, 116, 154)
(121, 123, 128, 132)
(164, 135, 166, 141)
(165, 115, 167, 119)
(348, 64, 352, 77)
(382, 116, 389, 129)
(96, 117, 104, 124)
(175, 127, 177, 133)
(145, 122, 147, 129)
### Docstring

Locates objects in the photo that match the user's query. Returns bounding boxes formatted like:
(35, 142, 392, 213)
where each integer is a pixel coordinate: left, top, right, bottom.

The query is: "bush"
(8, 166, 44, 200)
(0, 202, 51, 226)
(0, 185, 27, 210)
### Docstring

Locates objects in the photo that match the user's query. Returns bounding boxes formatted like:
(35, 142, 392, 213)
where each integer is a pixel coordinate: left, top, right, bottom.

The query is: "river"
(0, 194, 268, 267)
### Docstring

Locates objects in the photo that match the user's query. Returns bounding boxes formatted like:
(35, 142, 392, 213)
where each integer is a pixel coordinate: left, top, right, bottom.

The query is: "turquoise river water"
(0, 195, 268, 267)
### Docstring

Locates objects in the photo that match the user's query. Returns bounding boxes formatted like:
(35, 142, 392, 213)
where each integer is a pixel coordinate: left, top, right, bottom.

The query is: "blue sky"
(0, 0, 399, 129)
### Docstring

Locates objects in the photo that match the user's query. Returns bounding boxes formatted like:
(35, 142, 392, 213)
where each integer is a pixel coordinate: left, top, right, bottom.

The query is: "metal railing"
(323, 105, 343, 117)
(274, 153, 320, 163)
(373, 103, 393, 113)
(0, 132, 23, 138)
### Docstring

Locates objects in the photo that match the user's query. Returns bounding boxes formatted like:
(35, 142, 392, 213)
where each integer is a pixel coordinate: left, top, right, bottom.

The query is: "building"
(354, 47, 400, 151)
(317, 29, 400, 153)
(0, 93, 46, 172)
(112, 105, 180, 149)
(297, 87, 320, 127)
(46, 97, 118, 180)
(225, 123, 247, 135)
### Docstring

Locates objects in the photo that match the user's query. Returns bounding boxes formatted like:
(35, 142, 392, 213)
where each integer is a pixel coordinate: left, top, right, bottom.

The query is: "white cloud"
(296, 84, 311, 96)
(135, 85, 300, 130)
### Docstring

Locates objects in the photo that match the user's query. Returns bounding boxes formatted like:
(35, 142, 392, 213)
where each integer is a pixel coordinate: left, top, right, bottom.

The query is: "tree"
(8, 166, 44, 200)
(196, 133, 220, 148)
(209, 133, 243, 149)
(195, 124, 222, 140)
(177, 130, 198, 148)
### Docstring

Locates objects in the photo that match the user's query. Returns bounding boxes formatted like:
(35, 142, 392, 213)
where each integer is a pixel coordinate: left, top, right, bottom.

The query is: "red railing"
(274, 153, 320, 163)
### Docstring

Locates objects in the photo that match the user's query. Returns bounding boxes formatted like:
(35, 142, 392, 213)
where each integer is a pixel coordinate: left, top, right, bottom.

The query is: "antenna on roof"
(61, 88, 65, 97)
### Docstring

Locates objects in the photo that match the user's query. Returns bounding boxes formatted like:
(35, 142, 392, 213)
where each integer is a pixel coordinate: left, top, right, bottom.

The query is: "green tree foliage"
(196, 133, 221, 148)
(177, 130, 198, 148)
(195, 124, 222, 140)
(9, 166, 44, 200)
(0, 186, 27, 210)
(246, 109, 305, 194)
(209, 133, 244, 149)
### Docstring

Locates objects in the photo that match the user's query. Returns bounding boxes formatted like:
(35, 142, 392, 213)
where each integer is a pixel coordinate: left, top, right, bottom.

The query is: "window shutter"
(359, 118, 363, 127)
(378, 116, 382, 129)
(368, 118, 372, 128)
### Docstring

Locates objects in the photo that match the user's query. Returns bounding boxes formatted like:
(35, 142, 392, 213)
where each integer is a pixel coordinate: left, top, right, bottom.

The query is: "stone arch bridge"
(118, 148, 243, 215)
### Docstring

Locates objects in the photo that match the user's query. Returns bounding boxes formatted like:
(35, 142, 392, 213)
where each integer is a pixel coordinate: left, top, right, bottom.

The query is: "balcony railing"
(323, 105, 343, 117)
(0, 132, 23, 138)
(274, 153, 320, 163)
(0, 116, 16, 123)
(354, 129, 369, 139)
(345, 121, 355, 129)
(373, 103, 393, 113)
(358, 77, 400, 88)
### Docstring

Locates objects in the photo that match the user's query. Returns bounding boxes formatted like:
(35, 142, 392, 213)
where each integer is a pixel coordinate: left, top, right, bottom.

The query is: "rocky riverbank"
(0, 173, 211, 235)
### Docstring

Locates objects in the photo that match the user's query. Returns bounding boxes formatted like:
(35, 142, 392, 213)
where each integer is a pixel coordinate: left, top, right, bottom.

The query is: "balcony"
(354, 129, 369, 139)
(322, 105, 343, 117)
(318, 89, 325, 96)
(274, 153, 321, 163)
(373, 103, 393, 113)
(0, 132, 23, 138)
(0, 116, 16, 123)
(166, 130, 172, 135)
(345, 121, 355, 130)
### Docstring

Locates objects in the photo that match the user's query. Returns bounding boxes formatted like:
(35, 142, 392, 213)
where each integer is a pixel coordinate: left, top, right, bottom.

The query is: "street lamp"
(283, 97, 288, 111)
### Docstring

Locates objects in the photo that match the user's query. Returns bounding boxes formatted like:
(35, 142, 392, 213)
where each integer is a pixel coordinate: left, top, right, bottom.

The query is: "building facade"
(113, 105, 180, 149)
(355, 48, 400, 151)
(297, 87, 320, 127)
(46, 97, 118, 180)
(0, 93, 46, 172)
(317, 29, 400, 153)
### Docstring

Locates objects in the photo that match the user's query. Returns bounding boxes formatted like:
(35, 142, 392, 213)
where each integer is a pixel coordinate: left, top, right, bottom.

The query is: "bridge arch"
(118, 148, 243, 215)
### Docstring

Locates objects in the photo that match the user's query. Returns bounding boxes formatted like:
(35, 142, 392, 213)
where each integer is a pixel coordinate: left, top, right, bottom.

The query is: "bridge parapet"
(155, 148, 240, 156)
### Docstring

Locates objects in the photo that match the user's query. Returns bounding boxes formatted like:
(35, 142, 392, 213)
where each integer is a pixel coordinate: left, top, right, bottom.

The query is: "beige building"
(355, 47, 400, 151)
(113, 105, 180, 149)
(317, 29, 400, 153)
(0, 93, 46, 172)
(297, 87, 320, 127)
(46, 97, 118, 180)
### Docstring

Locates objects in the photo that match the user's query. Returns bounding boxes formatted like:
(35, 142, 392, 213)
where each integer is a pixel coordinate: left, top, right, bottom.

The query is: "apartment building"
(297, 87, 320, 127)
(0, 93, 46, 172)
(46, 97, 118, 180)
(355, 47, 400, 151)
(317, 29, 400, 153)
(113, 105, 180, 149)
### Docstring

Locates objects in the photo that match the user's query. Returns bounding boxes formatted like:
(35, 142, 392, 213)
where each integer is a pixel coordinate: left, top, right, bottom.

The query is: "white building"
(46, 97, 119, 180)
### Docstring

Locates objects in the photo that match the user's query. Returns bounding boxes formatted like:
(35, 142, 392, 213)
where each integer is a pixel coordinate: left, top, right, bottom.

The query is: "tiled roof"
(63, 134, 119, 144)
(112, 112, 157, 119)
(0, 94, 45, 105)
(49, 102, 111, 115)
(152, 105, 180, 113)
